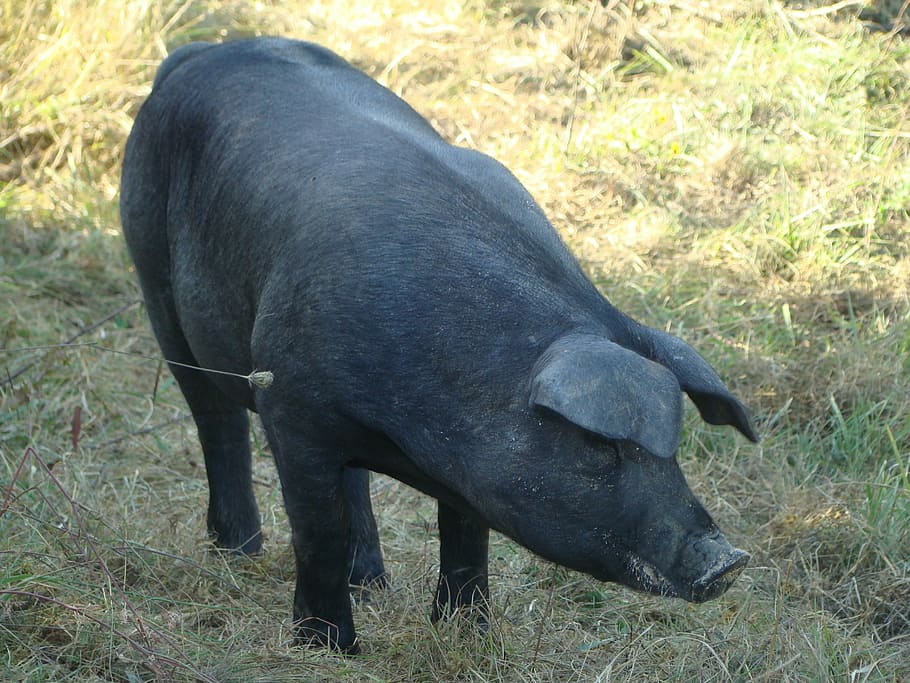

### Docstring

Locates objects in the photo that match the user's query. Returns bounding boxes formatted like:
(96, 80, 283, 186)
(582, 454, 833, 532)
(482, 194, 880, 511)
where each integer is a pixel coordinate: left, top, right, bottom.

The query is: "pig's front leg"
(342, 467, 387, 588)
(263, 419, 358, 653)
(431, 501, 490, 624)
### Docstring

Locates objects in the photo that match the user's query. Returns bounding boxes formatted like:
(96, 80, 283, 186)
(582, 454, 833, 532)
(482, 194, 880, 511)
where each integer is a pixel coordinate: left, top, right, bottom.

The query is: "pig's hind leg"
(140, 291, 263, 555)
(122, 153, 262, 555)
(259, 418, 359, 653)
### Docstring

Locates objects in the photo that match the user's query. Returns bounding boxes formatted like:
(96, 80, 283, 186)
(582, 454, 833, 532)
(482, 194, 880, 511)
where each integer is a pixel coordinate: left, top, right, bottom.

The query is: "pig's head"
(488, 328, 757, 603)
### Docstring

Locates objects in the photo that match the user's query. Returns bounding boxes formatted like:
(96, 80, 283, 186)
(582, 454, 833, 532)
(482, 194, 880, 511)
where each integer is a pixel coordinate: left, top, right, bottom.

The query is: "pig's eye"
(581, 432, 620, 468)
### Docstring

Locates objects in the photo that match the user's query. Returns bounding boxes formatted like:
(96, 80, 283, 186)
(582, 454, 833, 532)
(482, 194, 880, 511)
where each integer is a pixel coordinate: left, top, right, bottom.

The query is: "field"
(1, 0, 909, 680)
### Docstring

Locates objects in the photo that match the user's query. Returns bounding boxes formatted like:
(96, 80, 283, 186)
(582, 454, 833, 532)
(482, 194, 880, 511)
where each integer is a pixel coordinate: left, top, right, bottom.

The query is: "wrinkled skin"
(120, 38, 758, 654)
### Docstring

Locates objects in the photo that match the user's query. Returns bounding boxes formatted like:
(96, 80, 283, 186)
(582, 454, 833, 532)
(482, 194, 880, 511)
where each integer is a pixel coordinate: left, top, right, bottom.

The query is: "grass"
(2, 0, 909, 680)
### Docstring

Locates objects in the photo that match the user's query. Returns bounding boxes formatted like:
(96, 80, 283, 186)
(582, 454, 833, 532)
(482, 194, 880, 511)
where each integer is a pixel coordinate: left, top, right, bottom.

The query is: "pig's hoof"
(431, 602, 490, 631)
(294, 620, 360, 655)
(430, 589, 491, 629)
(207, 504, 262, 555)
(208, 527, 263, 556)
(432, 575, 490, 626)
(350, 566, 389, 590)
(350, 547, 387, 589)
(349, 573, 389, 607)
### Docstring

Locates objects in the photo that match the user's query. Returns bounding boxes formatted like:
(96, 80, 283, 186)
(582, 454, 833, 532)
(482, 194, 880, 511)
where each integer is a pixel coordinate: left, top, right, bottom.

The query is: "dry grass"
(2, 0, 909, 680)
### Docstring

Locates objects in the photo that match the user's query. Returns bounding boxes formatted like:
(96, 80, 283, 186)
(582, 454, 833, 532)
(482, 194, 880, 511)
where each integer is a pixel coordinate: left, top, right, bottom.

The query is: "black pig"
(120, 37, 758, 654)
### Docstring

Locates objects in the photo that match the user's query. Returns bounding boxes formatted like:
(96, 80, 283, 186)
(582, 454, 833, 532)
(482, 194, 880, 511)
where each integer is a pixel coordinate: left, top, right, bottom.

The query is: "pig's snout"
(683, 536, 750, 603)
(622, 532, 749, 602)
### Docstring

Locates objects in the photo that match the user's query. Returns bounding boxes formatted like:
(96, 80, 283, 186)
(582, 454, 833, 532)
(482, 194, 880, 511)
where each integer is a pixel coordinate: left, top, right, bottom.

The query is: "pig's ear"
(633, 326, 759, 443)
(528, 334, 683, 458)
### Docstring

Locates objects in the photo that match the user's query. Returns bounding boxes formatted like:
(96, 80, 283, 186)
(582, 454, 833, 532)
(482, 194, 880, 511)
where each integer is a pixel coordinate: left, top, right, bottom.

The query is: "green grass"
(2, 0, 909, 680)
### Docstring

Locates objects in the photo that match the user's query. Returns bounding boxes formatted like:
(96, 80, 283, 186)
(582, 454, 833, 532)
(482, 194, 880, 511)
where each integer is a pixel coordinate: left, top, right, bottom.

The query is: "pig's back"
(142, 37, 557, 256)
(124, 38, 606, 407)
